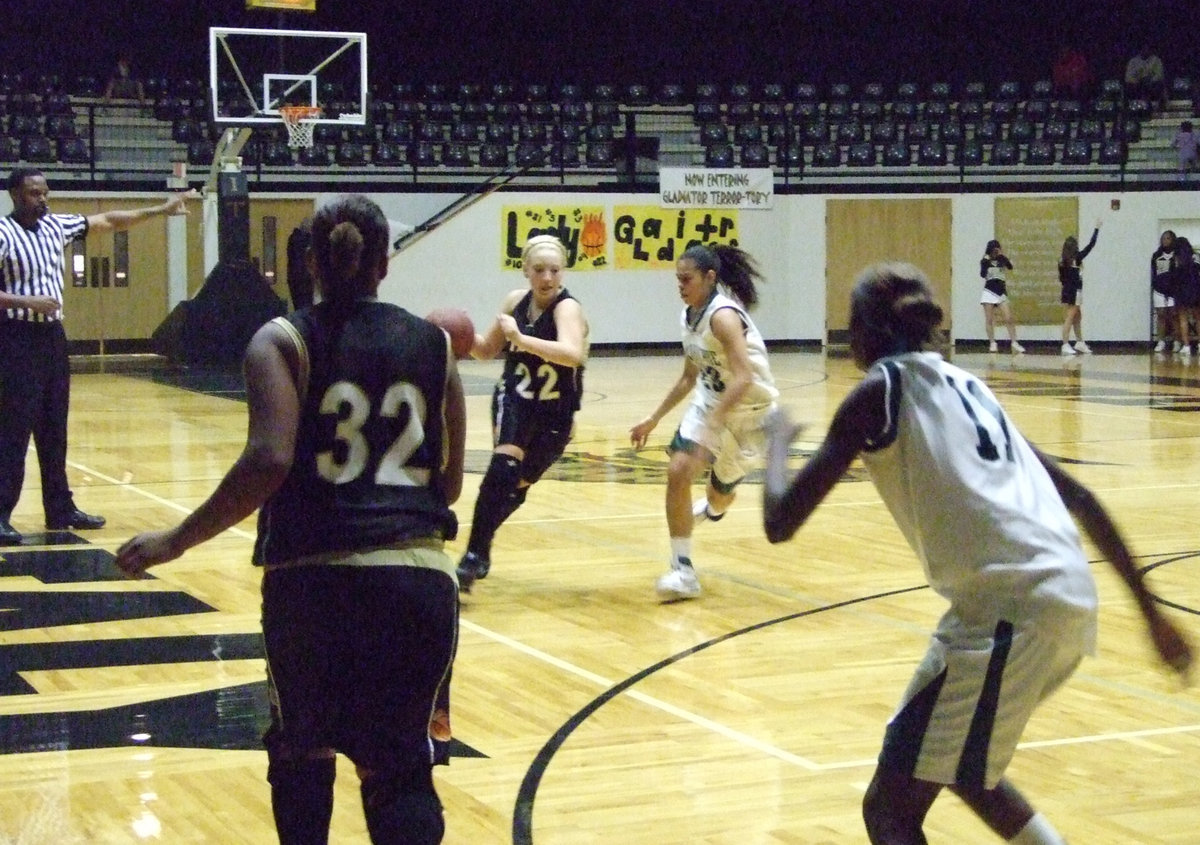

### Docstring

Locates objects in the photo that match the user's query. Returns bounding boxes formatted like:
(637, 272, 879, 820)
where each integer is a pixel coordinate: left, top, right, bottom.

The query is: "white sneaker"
(1075, 341, 1092, 354)
(1182, 345, 1192, 358)
(1175, 342, 1183, 353)
(692, 498, 724, 524)
(988, 341, 999, 353)
(656, 558, 701, 601)
(1011, 341, 1025, 354)
(1155, 340, 1167, 353)
(1061, 343, 1077, 355)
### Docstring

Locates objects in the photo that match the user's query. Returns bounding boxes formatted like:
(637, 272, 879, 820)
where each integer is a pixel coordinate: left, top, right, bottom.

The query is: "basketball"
(426, 308, 476, 359)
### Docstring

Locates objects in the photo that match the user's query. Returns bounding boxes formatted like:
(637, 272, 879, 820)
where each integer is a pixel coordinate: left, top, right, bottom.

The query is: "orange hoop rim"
(279, 105, 322, 124)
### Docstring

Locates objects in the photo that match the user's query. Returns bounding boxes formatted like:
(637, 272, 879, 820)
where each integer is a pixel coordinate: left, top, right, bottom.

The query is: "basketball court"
(0, 348, 1197, 843)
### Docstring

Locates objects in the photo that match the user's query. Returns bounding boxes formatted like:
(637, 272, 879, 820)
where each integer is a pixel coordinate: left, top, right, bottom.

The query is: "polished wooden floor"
(1, 346, 1198, 844)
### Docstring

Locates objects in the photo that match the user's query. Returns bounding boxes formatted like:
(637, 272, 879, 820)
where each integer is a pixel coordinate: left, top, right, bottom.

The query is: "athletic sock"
(267, 756, 336, 845)
(466, 453, 522, 558)
(1008, 813, 1067, 845)
(670, 537, 692, 567)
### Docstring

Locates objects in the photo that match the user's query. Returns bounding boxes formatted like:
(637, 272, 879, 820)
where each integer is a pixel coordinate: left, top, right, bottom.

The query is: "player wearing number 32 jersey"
(116, 195, 467, 844)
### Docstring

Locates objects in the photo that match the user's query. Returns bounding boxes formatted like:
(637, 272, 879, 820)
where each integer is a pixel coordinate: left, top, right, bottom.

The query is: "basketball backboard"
(209, 27, 367, 126)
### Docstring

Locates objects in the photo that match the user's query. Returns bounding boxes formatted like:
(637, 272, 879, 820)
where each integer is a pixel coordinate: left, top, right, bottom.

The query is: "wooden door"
(825, 198, 953, 342)
(250, 198, 313, 307)
(55, 197, 173, 349)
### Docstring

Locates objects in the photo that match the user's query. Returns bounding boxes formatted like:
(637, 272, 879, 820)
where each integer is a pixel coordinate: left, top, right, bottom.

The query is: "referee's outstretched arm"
(86, 189, 196, 233)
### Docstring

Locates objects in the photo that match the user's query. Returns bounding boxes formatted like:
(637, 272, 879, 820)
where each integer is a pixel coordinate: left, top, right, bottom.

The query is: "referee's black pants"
(0, 319, 75, 522)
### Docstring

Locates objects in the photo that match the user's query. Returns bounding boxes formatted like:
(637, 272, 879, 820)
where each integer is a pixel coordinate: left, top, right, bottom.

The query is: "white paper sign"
(659, 168, 774, 209)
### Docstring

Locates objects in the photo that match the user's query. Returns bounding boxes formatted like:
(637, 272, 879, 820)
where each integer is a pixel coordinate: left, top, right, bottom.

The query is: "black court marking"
(511, 585, 926, 844)
(510, 555, 1200, 843)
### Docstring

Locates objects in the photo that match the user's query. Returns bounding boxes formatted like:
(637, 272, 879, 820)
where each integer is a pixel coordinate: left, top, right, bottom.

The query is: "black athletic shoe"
(456, 552, 491, 593)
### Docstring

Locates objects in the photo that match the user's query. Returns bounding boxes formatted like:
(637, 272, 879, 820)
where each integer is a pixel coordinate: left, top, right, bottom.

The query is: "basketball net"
(280, 105, 321, 148)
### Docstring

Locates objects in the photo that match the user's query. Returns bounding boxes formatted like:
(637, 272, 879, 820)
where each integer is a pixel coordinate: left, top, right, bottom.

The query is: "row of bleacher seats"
(705, 138, 1128, 169)
(184, 137, 620, 170)
(5, 69, 1194, 107)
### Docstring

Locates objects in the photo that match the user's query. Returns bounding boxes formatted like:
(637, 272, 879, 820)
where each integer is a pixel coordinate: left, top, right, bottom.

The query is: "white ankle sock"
(1008, 813, 1066, 845)
(670, 537, 692, 566)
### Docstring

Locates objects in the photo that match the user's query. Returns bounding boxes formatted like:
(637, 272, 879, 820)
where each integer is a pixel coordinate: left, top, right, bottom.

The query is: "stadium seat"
(792, 82, 819, 103)
(519, 122, 547, 144)
(847, 142, 876, 166)
(416, 122, 444, 143)
(1008, 119, 1035, 142)
(958, 100, 984, 121)
(298, 142, 332, 167)
(813, 143, 841, 167)
(923, 100, 950, 123)
(990, 99, 1016, 121)
(441, 141, 468, 166)
(515, 142, 547, 166)
(19, 134, 54, 163)
(705, 144, 734, 167)
(760, 83, 786, 102)
(858, 99, 884, 120)
(480, 142, 509, 168)
(906, 120, 931, 143)
(694, 101, 721, 124)
(1113, 118, 1141, 142)
(411, 142, 438, 168)
(1025, 139, 1055, 165)
(549, 142, 581, 168)
(371, 141, 406, 167)
(694, 83, 721, 102)
(57, 136, 90, 164)
(918, 140, 947, 165)
(313, 125, 342, 145)
(939, 119, 963, 144)
(187, 139, 215, 165)
(1030, 79, 1053, 98)
(741, 143, 769, 167)
(1170, 77, 1193, 100)
(861, 81, 886, 102)
(451, 121, 481, 143)
(990, 140, 1018, 165)
(657, 83, 687, 105)
(836, 119, 864, 145)
(0, 135, 19, 165)
(778, 145, 804, 171)
(895, 82, 919, 101)
(485, 120, 516, 144)
(625, 83, 652, 105)
(792, 100, 819, 121)
(767, 120, 792, 146)
(803, 120, 830, 144)
(1043, 119, 1069, 142)
(1062, 139, 1092, 165)
(261, 140, 294, 166)
(869, 119, 897, 144)
(827, 101, 852, 122)
(973, 119, 1000, 143)
(332, 142, 366, 166)
(44, 114, 76, 140)
(890, 101, 918, 121)
(883, 142, 911, 166)
(585, 141, 615, 167)
(383, 120, 413, 145)
(956, 140, 984, 166)
(728, 82, 754, 103)
(727, 101, 755, 124)
(556, 83, 583, 102)
(927, 81, 952, 101)
(700, 122, 728, 146)
(1023, 99, 1050, 121)
(1076, 118, 1104, 142)
(735, 122, 764, 145)
(1098, 139, 1126, 165)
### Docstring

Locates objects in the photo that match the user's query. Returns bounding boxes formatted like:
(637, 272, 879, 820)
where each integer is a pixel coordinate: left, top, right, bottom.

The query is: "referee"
(0, 168, 191, 545)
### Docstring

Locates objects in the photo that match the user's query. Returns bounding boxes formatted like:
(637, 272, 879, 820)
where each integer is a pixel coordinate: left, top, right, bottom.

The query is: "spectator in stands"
(103, 54, 146, 102)
(1052, 44, 1093, 100)
(1173, 237, 1200, 359)
(1152, 230, 1178, 353)
(1124, 46, 1166, 107)
(1172, 121, 1199, 180)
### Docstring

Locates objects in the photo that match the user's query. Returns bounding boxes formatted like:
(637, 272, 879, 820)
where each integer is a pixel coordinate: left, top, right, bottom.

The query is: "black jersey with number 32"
(253, 300, 457, 565)
(498, 288, 584, 424)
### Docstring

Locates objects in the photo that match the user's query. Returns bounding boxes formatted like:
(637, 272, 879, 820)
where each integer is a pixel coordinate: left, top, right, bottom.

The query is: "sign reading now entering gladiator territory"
(659, 168, 774, 210)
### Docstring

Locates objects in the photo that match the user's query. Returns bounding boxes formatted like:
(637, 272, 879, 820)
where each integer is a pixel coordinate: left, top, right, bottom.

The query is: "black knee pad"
(361, 766, 444, 845)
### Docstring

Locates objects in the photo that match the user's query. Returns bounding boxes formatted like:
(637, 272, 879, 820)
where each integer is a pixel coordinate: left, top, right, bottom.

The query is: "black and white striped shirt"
(0, 212, 89, 322)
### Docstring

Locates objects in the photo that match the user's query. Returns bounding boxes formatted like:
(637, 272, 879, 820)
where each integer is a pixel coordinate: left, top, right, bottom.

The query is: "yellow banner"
(612, 207, 740, 269)
(501, 205, 608, 270)
(995, 197, 1078, 324)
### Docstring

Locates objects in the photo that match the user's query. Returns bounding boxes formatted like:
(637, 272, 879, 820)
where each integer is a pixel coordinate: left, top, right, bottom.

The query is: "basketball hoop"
(279, 105, 322, 148)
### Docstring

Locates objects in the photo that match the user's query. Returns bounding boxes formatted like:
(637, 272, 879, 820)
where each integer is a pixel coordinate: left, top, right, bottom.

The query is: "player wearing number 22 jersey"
(495, 287, 584, 435)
